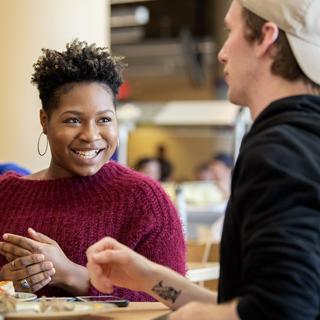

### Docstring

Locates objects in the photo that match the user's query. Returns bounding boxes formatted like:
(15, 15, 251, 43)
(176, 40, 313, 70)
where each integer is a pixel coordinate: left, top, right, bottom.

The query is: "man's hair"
(31, 39, 125, 114)
(242, 8, 320, 94)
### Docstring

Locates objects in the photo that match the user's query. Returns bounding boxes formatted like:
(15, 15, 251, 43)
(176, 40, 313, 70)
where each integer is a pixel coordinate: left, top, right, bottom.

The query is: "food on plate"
(0, 281, 15, 296)
(0, 291, 17, 314)
(0, 293, 76, 315)
(39, 299, 75, 312)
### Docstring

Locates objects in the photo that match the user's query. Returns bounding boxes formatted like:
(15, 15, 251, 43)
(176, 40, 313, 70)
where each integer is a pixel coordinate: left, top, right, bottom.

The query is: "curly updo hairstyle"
(31, 39, 125, 115)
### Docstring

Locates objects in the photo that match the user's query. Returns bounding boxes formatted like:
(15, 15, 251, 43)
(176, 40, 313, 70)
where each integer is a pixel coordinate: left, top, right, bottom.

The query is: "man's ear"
(255, 21, 279, 58)
(40, 109, 48, 134)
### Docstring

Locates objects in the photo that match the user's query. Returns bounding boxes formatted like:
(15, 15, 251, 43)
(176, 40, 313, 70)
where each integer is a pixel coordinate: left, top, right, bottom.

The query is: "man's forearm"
(144, 263, 217, 310)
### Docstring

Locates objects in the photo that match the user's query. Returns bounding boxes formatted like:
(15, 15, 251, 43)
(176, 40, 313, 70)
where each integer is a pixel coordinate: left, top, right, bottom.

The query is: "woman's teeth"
(74, 150, 99, 159)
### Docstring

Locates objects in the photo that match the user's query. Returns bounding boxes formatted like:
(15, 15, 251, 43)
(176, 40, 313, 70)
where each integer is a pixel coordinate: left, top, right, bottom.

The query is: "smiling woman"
(0, 40, 186, 301)
(39, 82, 118, 179)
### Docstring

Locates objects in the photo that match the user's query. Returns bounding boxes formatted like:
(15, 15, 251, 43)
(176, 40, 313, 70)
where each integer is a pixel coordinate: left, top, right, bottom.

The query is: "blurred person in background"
(192, 154, 233, 242)
(194, 162, 212, 181)
(156, 144, 173, 182)
(0, 40, 185, 300)
(134, 157, 161, 181)
(209, 153, 233, 197)
(86, 0, 320, 319)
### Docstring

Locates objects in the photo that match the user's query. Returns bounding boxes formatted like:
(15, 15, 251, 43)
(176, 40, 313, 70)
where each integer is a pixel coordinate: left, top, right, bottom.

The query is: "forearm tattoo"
(151, 280, 181, 303)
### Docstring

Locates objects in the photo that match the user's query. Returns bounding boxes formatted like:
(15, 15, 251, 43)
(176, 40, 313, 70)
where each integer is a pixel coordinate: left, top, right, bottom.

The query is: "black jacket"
(219, 95, 320, 320)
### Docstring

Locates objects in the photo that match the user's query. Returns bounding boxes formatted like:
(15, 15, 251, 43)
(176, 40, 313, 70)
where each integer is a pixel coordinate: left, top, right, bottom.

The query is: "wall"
(0, 0, 109, 172)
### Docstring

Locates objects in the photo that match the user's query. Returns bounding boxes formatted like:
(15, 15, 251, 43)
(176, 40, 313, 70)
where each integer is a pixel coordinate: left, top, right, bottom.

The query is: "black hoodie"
(219, 95, 320, 320)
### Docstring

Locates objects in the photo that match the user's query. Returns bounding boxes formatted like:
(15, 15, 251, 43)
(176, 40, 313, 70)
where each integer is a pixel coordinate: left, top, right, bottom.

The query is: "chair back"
(187, 240, 220, 263)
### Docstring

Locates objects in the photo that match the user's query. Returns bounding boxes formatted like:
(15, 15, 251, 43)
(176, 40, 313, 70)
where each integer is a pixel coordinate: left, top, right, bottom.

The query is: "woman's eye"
(98, 117, 112, 124)
(64, 118, 80, 124)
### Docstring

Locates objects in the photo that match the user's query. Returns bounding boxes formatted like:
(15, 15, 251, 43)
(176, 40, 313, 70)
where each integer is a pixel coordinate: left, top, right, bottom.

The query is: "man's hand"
(86, 236, 156, 294)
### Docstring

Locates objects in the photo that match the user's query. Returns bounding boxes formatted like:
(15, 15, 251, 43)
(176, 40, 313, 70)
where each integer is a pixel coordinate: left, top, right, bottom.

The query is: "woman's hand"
(0, 240, 32, 262)
(86, 237, 156, 294)
(1, 228, 74, 287)
(0, 254, 55, 293)
(1, 228, 90, 295)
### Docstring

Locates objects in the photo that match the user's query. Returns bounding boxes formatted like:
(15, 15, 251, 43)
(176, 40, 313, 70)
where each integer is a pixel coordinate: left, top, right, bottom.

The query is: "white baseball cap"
(237, 0, 320, 86)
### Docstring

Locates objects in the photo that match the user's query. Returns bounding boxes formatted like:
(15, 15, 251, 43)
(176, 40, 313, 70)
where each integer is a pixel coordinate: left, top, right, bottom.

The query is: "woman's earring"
(37, 132, 48, 156)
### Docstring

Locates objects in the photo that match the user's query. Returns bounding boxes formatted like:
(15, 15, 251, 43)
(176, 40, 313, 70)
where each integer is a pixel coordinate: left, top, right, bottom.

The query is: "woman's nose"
(79, 123, 100, 141)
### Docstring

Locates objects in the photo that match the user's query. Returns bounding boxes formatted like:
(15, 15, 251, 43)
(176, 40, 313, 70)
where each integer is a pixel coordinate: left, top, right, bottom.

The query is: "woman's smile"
(70, 147, 106, 163)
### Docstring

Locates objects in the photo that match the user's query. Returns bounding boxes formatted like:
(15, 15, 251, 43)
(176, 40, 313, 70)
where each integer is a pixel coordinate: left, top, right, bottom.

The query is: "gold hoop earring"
(37, 132, 48, 156)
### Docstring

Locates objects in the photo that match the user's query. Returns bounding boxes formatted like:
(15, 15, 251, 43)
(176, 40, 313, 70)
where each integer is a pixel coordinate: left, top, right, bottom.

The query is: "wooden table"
(85, 302, 170, 320)
(187, 262, 220, 282)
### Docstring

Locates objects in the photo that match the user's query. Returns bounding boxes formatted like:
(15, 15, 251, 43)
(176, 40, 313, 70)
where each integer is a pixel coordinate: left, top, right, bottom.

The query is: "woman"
(0, 40, 186, 300)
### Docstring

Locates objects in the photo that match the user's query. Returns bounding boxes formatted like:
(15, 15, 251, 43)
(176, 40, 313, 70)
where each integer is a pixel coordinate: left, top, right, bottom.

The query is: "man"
(86, 0, 320, 319)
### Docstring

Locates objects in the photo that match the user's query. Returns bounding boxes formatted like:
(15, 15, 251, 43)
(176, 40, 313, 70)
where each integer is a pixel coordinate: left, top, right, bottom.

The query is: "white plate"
(5, 301, 114, 319)
(14, 292, 37, 302)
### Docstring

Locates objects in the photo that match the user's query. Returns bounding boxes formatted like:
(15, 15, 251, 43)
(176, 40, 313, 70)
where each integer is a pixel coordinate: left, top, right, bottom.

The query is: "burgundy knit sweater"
(0, 161, 186, 301)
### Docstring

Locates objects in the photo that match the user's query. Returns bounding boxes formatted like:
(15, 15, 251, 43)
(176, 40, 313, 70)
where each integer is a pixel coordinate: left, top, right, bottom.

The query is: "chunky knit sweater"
(0, 161, 186, 301)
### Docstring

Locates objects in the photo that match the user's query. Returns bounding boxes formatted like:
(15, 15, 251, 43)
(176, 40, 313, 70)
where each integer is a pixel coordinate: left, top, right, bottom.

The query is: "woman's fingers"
(17, 268, 55, 293)
(28, 228, 56, 245)
(14, 261, 54, 280)
(4, 253, 15, 262)
(12, 257, 56, 293)
(0, 254, 55, 294)
(2, 233, 39, 252)
(26, 268, 55, 287)
(30, 276, 52, 293)
(0, 241, 32, 257)
(11, 254, 45, 271)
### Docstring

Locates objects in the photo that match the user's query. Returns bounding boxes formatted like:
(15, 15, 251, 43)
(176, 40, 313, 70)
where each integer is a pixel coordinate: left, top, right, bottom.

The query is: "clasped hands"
(0, 228, 71, 293)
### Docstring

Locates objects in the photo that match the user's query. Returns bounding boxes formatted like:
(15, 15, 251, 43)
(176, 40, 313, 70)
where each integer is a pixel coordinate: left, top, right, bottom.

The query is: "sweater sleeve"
(113, 179, 186, 302)
(234, 140, 320, 320)
(135, 180, 187, 275)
